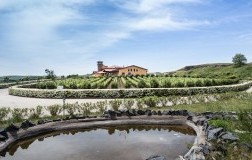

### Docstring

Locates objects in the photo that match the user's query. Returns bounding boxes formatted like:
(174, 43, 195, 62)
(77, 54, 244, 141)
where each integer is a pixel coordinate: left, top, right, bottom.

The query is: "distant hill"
(171, 63, 252, 80)
(0, 75, 43, 83)
(178, 63, 232, 71)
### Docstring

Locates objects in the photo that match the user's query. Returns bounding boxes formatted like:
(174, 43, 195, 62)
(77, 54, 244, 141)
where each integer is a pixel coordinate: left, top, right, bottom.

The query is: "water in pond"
(1, 125, 195, 160)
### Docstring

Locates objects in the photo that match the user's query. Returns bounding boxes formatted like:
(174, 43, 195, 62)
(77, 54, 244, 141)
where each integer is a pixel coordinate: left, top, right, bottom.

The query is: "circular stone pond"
(0, 125, 195, 160)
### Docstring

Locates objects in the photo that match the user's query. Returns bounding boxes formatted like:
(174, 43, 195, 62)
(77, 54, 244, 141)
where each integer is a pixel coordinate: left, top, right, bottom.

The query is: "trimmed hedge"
(8, 81, 252, 99)
(0, 83, 12, 89)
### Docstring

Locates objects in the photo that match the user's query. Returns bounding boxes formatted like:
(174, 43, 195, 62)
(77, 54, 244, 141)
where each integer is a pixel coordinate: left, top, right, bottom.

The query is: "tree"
(232, 53, 247, 67)
(45, 69, 56, 80)
(3, 77, 9, 83)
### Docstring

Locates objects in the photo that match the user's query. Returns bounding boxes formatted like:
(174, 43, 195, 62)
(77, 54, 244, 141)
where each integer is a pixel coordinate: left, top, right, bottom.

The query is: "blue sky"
(0, 0, 252, 76)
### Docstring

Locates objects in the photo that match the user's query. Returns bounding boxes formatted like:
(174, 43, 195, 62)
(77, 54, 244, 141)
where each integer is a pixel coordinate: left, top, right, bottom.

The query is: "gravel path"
(0, 89, 112, 108)
(246, 86, 252, 93)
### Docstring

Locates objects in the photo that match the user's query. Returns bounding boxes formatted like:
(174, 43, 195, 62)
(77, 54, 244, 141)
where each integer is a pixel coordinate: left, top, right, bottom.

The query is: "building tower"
(97, 61, 103, 71)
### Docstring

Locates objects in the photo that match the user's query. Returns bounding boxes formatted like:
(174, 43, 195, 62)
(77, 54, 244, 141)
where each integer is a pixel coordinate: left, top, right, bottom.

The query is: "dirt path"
(0, 89, 113, 108)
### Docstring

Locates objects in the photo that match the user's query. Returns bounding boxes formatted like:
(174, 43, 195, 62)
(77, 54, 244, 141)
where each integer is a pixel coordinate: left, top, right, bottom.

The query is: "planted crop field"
(23, 76, 239, 89)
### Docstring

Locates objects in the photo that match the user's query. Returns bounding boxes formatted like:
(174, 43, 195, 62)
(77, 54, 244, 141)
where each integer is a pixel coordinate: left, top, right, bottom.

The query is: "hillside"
(0, 76, 42, 83)
(172, 63, 252, 80)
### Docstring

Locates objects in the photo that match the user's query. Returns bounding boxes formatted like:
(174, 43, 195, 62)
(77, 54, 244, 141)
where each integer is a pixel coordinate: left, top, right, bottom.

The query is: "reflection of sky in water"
(2, 126, 195, 160)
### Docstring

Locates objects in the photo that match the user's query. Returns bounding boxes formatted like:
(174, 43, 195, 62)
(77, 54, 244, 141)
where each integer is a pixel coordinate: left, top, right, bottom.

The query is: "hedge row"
(0, 83, 12, 89)
(8, 81, 252, 99)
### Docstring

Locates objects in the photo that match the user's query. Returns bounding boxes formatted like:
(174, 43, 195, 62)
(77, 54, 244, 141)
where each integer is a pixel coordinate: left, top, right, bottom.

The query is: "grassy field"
(166, 94, 252, 160)
(208, 110, 252, 160)
(165, 98, 252, 112)
(173, 63, 252, 80)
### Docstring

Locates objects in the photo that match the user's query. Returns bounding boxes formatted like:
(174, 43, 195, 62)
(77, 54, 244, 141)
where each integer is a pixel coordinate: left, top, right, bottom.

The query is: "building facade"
(92, 61, 148, 77)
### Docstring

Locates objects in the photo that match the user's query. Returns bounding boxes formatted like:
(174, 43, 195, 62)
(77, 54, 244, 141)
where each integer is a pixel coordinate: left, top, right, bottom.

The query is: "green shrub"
(150, 79, 159, 88)
(174, 81, 185, 88)
(79, 83, 91, 89)
(222, 79, 230, 85)
(65, 103, 77, 116)
(98, 83, 105, 89)
(186, 81, 195, 87)
(136, 99, 144, 110)
(91, 83, 98, 89)
(11, 108, 29, 122)
(137, 80, 147, 88)
(160, 97, 168, 107)
(29, 105, 43, 120)
(69, 82, 78, 89)
(36, 82, 46, 89)
(45, 81, 57, 89)
(78, 103, 93, 116)
(237, 110, 252, 133)
(0, 107, 10, 123)
(195, 80, 203, 87)
(109, 100, 122, 111)
(196, 95, 206, 103)
(46, 104, 62, 117)
(96, 101, 107, 113)
(111, 82, 118, 89)
(143, 96, 158, 108)
(122, 99, 135, 110)
(203, 79, 212, 86)
(211, 79, 217, 86)
(162, 80, 172, 88)
(125, 81, 131, 88)
(169, 96, 179, 106)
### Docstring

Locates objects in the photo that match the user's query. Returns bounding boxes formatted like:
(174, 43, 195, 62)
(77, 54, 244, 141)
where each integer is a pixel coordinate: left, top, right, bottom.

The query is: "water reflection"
(106, 125, 195, 135)
(1, 125, 195, 160)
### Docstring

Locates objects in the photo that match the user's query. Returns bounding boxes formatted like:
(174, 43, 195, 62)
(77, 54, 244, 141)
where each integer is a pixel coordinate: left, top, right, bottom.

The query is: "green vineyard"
(25, 76, 239, 89)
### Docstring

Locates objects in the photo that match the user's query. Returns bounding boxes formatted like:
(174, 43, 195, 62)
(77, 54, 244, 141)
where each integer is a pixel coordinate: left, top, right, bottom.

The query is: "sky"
(0, 0, 252, 76)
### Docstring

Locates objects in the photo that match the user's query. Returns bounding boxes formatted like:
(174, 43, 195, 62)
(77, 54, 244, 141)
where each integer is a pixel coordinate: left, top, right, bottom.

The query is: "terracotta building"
(92, 61, 148, 77)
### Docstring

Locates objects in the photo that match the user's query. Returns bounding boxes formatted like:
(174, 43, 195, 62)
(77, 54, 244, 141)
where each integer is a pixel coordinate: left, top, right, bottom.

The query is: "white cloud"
(111, 0, 210, 32)
(113, 0, 203, 13)
(0, 0, 95, 57)
(127, 16, 210, 31)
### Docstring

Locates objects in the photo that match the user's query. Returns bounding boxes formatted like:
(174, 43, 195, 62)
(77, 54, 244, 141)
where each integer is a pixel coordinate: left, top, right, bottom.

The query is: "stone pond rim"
(0, 115, 199, 160)
(0, 111, 241, 160)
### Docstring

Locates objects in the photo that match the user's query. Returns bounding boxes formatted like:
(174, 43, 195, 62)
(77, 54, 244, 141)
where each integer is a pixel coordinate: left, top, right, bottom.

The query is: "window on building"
(136, 69, 138, 72)
(134, 69, 135, 72)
